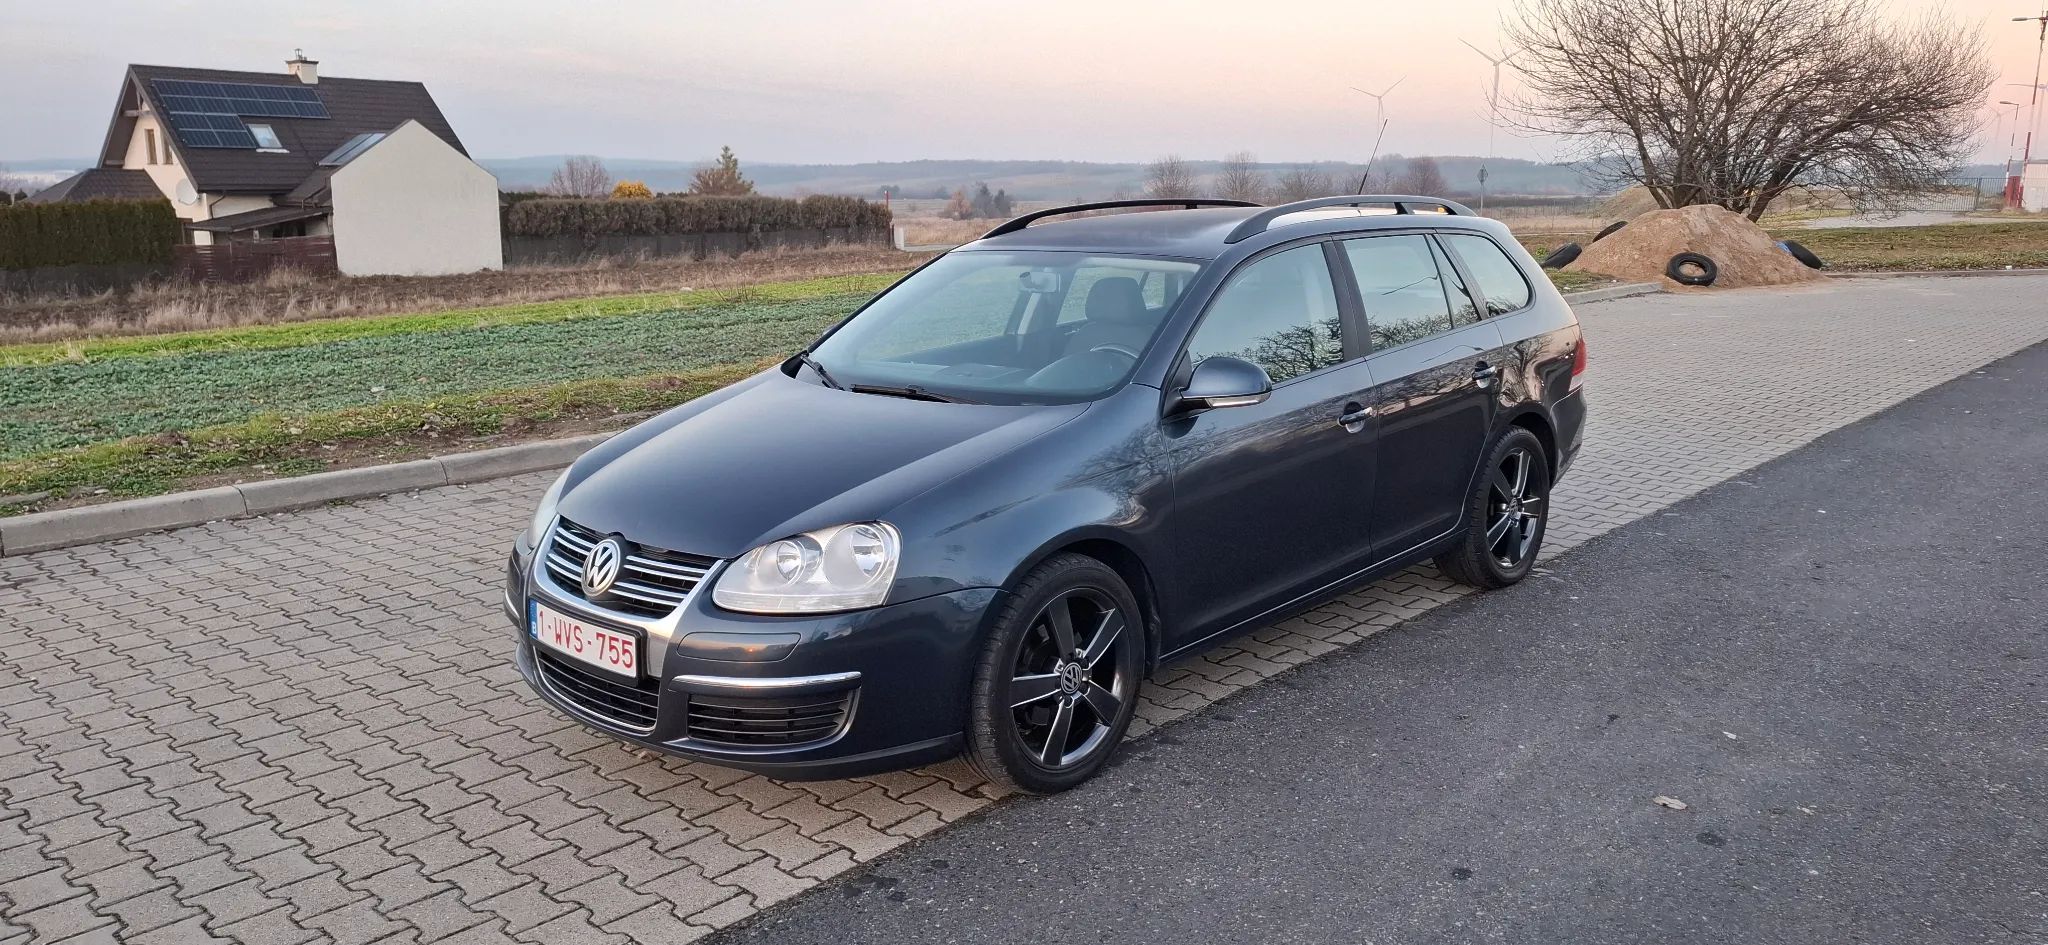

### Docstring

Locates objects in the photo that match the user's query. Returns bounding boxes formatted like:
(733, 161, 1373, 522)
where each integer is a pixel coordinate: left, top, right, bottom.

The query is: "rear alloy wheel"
(1436, 428, 1552, 589)
(967, 554, 1143, 795)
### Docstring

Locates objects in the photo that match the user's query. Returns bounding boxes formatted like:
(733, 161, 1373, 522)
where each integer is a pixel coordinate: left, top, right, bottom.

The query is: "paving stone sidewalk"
(2, 275, 2043, 944)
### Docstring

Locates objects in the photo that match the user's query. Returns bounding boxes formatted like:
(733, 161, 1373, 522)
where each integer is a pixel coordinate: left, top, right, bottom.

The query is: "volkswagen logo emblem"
(581, 538, 625, 597)
(1057, 661, 1086, 696)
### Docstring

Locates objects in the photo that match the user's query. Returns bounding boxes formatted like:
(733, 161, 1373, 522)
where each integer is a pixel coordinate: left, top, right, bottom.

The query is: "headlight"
(713, 522, 901, 614)
(524, 470, 571, 547)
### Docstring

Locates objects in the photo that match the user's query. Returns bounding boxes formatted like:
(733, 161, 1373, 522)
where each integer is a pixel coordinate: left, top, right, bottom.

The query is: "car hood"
(556, 369, 1086, 558)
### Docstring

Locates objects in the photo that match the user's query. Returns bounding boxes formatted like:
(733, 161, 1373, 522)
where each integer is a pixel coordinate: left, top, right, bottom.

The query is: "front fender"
(883, 386, 1173, 617)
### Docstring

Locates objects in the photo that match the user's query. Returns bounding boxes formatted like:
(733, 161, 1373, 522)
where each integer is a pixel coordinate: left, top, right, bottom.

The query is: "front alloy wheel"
(968, 555, 1143, 794)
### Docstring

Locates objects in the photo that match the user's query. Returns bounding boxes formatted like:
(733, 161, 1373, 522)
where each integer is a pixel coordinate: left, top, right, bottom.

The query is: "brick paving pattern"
(1, 275, 2043, 943)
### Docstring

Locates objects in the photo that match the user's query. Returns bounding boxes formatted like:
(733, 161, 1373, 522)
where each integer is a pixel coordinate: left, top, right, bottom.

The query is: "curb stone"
(1560, 282, 1663, 305)
(0, 279, 1730, 557)
(0, 432, 613, 556)
(1827, 267, 2048, 280)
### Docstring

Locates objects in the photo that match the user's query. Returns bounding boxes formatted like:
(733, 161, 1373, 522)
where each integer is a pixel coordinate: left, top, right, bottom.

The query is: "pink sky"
(2, 0, 2043, 165)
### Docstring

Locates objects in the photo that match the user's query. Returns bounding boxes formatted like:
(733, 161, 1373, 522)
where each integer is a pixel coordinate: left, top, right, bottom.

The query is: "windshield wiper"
(850, 383, 978, 404)
(794, 350, 844, 390)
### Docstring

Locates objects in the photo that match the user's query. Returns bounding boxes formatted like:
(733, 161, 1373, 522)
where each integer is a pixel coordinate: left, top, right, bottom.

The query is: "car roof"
(959, 203, 1500, 260)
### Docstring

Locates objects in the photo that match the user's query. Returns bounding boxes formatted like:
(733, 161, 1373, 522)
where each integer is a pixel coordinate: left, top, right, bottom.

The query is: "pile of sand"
(1567, 204, 1824, 290)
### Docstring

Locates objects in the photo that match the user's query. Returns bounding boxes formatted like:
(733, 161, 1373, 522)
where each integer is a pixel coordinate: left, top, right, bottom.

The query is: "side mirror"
(1174, 356, 1272, 412)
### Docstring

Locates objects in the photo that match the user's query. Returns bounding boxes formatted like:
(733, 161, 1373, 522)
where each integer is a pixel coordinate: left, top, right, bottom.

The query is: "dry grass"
(899, 217, 999, 247)
(0, 244, 927, 344)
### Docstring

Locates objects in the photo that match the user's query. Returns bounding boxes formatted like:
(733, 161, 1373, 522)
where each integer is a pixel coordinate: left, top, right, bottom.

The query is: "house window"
(248, 124, 284, 150)
(145, 128, 158, 164)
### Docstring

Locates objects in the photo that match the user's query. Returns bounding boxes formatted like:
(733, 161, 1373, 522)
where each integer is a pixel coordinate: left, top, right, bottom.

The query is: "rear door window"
(1432, 238, 1482, 325)
(1441, 234, 1534, 315)
(1338, 235, 1456, 350)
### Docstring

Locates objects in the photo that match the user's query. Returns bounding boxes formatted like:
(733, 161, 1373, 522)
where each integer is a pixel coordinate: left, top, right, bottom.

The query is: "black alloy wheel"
(1008, 587, 1130, 767)
(1436, 427, 1552, 589)
(967, 554, 1143, 794)
(1484, 444, 1546, 568)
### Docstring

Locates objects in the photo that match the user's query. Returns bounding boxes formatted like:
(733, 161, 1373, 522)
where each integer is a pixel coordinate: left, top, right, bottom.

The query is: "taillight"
(1568, 336, 1588, 390)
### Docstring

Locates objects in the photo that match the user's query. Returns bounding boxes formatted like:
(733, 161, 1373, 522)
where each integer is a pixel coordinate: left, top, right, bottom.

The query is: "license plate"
(530, 600, 640, 678)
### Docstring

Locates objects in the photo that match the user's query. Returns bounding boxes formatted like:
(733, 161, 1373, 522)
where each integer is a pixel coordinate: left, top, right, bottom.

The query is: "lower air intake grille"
(686, 690, 855, 749)
(535, 649, 661, 732)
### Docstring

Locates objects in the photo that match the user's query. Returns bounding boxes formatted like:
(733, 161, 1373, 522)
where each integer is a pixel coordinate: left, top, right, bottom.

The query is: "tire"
(1780, 239, 1825, 269)
(1666, 252, 1718, 286)
(1542, 242, 1582, 269)
(1593, 220, 1627, 242)
(966, 553, 1145, 795)
(1435, 428, 1553, 590)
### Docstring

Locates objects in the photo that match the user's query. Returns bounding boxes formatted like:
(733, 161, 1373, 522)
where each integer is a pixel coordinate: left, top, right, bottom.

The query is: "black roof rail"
(981, 198, 1262, 239)
(1222, 194, 1478, 244)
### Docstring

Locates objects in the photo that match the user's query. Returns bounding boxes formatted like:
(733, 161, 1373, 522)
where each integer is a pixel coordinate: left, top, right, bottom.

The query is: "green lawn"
(1762, 222, 2048, 271)
(1, 291, 872, 460)
(0, 273, 905, 512)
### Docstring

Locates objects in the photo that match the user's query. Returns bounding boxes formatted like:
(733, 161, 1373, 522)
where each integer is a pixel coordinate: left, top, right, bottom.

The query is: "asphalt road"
(718, 341, 2048, 945)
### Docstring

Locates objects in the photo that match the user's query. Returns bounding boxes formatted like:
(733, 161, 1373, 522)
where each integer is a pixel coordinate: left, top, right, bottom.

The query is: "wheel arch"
(1005, 529, 1165, 670)
(1504, 407, 1559, 474)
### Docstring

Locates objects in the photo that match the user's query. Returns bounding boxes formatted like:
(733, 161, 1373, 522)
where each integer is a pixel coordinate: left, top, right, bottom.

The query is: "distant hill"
(481, 155, 1605, 201)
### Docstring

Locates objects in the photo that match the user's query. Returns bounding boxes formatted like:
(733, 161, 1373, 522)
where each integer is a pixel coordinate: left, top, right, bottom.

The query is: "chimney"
(287, 48, 319, 84)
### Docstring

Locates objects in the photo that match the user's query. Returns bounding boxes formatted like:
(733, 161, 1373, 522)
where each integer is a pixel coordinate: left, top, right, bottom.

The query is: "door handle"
(1472, 362, 1501, 390)
(1337, 403, 1375, 432)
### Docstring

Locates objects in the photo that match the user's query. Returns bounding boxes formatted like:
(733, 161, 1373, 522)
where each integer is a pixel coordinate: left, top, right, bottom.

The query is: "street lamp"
(2008, 10, 2047, 209)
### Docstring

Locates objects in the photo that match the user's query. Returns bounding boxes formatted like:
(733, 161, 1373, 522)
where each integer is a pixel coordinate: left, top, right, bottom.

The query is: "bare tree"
(0, 165, 35, 203)
(1143, 155, 1198, 198)
(546, 155, 614, 198)
(1273, 165, 1339, 202)
(1507, 0, 1993, 219)
(1389, 156, 1449, 195)
(1213, 152, 1269, 203)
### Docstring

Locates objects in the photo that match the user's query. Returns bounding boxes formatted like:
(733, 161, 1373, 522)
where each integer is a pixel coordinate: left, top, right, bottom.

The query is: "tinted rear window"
(1443, 234, 1533, 315)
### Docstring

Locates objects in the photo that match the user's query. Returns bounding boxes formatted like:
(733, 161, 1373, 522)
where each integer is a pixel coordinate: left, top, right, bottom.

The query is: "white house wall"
(120, 109, 201, 224)
(328, 121, 502, 276)
(2027, 163, 2048, 213)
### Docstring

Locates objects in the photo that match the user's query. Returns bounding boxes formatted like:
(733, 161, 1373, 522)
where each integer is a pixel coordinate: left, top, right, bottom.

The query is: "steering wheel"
(1090, 343, 1140, 360)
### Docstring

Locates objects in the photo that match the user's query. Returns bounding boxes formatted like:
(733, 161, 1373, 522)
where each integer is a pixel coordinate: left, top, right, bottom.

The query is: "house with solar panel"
(34, 51, 502, 276)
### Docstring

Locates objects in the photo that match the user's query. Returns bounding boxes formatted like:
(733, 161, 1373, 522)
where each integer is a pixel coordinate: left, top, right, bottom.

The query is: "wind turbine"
(1350, 77, 1405, 190)
(1461, 39, 1521, 213)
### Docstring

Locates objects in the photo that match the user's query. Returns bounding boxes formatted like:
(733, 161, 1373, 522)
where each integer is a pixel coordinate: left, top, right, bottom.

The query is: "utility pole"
(2002, 100, 2026, 176)
(2010, 9, 2047, 209)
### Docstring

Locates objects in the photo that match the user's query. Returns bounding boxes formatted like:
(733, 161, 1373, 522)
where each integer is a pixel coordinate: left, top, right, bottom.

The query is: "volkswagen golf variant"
(505, 195, 1588, 793)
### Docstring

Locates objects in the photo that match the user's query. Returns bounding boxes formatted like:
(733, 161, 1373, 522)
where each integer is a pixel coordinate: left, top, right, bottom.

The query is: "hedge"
(0, 199, 181, 271)
(505, 194, 891, 239)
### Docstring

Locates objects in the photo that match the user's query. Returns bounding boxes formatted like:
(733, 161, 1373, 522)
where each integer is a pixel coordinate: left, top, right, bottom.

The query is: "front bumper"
(504, 539, 998, 780)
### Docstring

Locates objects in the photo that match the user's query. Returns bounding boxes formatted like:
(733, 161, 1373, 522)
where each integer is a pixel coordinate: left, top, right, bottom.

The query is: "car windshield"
(805, 251, 1205, 405)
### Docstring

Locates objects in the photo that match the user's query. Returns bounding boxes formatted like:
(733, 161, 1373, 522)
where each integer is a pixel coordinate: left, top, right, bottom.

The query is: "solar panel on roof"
(317, 132, 387, 166)
(151, 79, 329, 119)
(150, 78, 328, 150)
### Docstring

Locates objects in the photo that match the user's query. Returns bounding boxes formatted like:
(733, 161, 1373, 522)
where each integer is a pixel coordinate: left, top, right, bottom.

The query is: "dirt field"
(0, 245, 926, 343)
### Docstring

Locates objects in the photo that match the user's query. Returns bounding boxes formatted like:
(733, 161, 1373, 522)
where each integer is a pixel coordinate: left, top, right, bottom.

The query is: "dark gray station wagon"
(506, 195, 1588, 793)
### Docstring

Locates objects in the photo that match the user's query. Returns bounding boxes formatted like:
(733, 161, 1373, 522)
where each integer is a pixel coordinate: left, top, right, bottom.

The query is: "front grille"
(686, 690, 855, 749)
(544, 518, 718, 619)
(534, 648, 661, 731)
